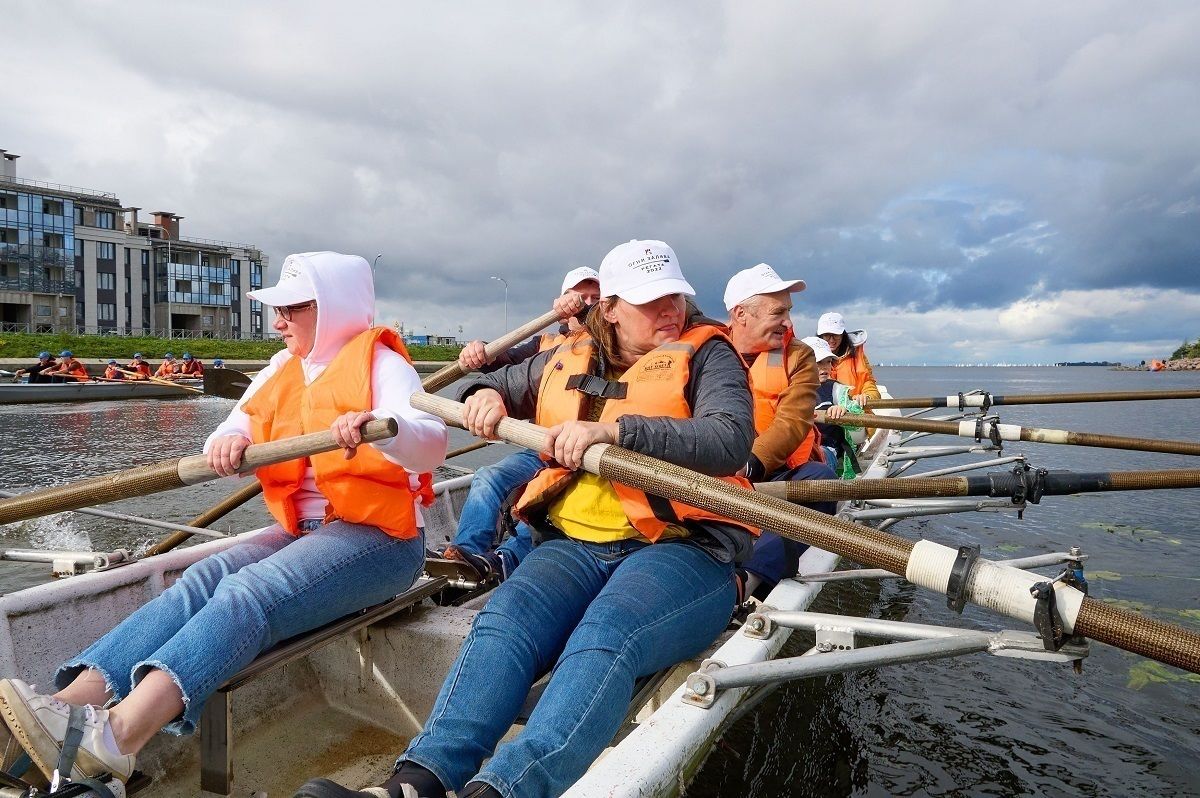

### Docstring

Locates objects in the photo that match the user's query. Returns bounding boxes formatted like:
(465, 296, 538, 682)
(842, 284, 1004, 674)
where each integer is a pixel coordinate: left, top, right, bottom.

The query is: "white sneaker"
(0, 678, 134, 784)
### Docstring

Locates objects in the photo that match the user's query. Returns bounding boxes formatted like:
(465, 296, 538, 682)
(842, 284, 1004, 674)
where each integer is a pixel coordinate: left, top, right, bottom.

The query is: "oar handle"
(421, 308, 562, 393)
(0, 419, 398, 527)
(176, 418, 399, 484)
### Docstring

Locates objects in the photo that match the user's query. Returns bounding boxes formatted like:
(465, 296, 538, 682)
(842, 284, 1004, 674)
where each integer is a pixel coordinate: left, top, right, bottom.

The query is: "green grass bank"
(0, 332, 461, 362)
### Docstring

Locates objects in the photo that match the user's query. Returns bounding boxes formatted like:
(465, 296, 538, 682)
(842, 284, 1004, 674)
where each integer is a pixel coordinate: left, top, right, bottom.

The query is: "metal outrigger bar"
(682, 610, 1090, 709)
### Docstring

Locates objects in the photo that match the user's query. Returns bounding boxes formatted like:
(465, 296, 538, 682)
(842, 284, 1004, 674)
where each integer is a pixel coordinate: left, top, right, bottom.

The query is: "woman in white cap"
(802, 336, 866, 478)
(297, 240, 758, 798)
(0, 252, 447, 788)
(816, 311, 880, 404)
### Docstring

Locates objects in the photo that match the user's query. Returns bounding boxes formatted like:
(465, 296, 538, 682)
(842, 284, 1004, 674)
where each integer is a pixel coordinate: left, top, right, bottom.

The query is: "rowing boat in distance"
(0, 379, 204, 405)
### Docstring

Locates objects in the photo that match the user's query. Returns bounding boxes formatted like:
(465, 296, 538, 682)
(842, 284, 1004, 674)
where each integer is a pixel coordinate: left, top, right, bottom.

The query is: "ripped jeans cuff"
(130, 660, 195, 736)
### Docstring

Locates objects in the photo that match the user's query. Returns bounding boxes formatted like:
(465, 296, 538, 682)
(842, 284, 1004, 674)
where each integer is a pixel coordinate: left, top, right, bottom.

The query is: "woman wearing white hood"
(0, 252, 447, 787)
(816, 311, 880, 404)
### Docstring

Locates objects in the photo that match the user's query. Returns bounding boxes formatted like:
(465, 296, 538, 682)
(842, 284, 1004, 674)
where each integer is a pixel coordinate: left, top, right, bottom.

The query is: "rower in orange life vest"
(177, 353, 205, 376)
(441, 267, 601, 582)
(42, 350, 89, 382)
(816, 311, 880, 405)
(103, 359, 125, 380)
(723, 264, 838, 600)
(126, 353, 153, 380)
(155, 352, 179, 379)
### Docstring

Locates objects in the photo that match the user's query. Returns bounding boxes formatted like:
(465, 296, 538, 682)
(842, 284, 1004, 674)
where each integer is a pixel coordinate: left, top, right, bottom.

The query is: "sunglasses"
(274, 301, 317, 321)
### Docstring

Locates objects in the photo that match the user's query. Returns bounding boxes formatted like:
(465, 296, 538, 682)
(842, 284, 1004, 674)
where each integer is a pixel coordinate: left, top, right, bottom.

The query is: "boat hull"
(0, 380, 203, 404)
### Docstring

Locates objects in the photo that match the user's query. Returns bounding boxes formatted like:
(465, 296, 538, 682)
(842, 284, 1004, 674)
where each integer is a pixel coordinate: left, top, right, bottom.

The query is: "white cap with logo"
(560, 266, 600, 296)
(247, 254, 318, 307)
(723, 263, 806, 311)
(801, 335, 837, 363)
(599, 240, 695, 304)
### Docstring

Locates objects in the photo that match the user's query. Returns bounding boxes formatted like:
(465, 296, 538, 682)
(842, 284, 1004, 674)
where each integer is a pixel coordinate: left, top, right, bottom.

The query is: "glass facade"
(0, 188, 78, 294)
(155, 259, 232, 306)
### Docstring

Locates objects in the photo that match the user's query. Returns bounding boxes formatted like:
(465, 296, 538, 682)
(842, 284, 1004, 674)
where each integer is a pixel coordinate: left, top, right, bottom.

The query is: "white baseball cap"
(599, 240, 695, 304)
(560, 266, 600, 296)
(247, 253, 318, 307)
(723, 263, 806, 311)
(801, 335, 837, 363)
(816, 311, 868, 345)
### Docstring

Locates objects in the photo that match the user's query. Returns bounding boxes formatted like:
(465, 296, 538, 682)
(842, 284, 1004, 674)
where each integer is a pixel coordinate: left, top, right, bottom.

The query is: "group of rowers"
(13, 351, 226, 383)
(0, 244, 877, 798)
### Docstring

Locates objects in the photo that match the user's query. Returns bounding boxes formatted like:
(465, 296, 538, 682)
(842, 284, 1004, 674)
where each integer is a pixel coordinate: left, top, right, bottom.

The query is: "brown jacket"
(744, 339, 819, 479)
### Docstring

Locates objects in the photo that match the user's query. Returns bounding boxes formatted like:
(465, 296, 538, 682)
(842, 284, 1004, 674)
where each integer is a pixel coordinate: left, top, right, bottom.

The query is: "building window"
(35, 305, 51, 317)
(141, 250, 149, 267)
(230, 259, 240, 275)
(97, 303, 116, 321)
(94, 211, 115, 229)
(232, 311, 240, 328)
(96, 241, 116, 260)
(42, 199, 64, 216)
(97, 272, 116, 290)
(58, 307, 68, 317)
(202, 314, 214, 328)
(141, 277, 149, 294)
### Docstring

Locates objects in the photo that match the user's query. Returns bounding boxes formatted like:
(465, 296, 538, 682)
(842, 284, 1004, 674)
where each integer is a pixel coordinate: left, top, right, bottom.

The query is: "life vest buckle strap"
(565, 373, 628, 399)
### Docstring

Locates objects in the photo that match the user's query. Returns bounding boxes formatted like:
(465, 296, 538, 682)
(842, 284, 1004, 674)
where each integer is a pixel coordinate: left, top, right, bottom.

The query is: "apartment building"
(0, 148, 265, 339)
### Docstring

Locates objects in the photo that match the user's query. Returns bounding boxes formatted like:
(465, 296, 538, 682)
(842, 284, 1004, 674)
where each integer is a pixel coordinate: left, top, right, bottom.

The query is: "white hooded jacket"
(205, 252, 447, 524)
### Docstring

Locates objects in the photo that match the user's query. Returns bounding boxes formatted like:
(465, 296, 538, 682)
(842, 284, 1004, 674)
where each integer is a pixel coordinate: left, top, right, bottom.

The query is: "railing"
(0, 242, 74, 268)
(0, 275, 76, 294)
(0, 174, 119, 202)
(0, 321, 270, 340)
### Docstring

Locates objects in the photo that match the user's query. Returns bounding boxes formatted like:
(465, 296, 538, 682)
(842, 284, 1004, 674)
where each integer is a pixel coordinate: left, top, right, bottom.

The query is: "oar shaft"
(144, 480, 265, 556)
(411, 393, 1200, 673)
(0, 419, 396, 527)
(422, 309, 562, 394)
(754, 468, 1200, 502)
(867, 389, 1200, 409)
(819, 412, 1200, 457)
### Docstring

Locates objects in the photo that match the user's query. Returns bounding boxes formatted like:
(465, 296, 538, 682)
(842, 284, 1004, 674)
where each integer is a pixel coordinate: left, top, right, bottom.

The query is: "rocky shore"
(1113, 358, 1200, 371)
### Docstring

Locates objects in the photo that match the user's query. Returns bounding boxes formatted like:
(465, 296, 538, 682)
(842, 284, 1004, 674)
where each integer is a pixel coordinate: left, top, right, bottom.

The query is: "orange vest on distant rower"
(57, 360, 88, 380)
(516, 325, 759, 541)
(830, 344, 873, 398)
(748, 345, 821, 469)
(242, 327, 431, 539)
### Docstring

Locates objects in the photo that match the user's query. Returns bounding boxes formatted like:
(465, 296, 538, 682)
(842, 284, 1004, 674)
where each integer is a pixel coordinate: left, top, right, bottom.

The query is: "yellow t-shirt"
(548, 473, 639, 542)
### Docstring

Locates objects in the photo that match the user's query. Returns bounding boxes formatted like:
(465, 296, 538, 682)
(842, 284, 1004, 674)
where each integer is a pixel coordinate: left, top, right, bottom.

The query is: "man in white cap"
(442, 266, 601, 582)
(723, 263, 837, 600)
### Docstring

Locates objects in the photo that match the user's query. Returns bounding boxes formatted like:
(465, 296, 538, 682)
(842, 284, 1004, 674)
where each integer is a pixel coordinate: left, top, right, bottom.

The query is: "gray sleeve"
(616, 338, 754, 476)
(454, 349, 551, 421)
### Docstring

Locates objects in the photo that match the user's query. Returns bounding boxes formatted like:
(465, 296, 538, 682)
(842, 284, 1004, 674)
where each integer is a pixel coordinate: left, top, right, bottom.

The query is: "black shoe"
(443, 546, 507, 583)
(293, 778, 391, 798)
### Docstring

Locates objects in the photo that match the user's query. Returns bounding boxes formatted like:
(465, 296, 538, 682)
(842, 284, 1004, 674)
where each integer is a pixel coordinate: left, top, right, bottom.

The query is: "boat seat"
(198, 576, 447, 797)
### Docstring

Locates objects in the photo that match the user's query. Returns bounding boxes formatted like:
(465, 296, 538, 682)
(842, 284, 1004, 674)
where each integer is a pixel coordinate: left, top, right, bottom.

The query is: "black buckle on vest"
(945, 544, 979, 614)
(565, 373, 628, 399)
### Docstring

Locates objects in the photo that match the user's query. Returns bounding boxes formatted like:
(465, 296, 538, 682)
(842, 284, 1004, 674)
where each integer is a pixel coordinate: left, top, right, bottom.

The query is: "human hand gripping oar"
(421, 308, 562, 394)
(816, 410, 1200, 456)
(410, 391, 1200, 674)
(864, 388, 1200, 410)
(0, 419, 397, 528)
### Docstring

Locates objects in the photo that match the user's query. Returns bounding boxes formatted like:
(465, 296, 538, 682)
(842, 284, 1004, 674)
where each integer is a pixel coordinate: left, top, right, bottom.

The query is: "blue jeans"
(743, 461, 837, 590)
(56, 521, 425, 735)
(400, 537, 736, 798)
(452, 448, 543, 565)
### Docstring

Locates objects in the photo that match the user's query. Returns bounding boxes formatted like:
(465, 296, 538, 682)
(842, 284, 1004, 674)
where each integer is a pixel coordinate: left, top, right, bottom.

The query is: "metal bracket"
(742, 612, 777, 640)
(989, 630, 1090, 663)
(815, 624, 856, 653)
(681, 659, 726, 709)
(973, 415, 1003, 450)
(945, 544, 980, 614)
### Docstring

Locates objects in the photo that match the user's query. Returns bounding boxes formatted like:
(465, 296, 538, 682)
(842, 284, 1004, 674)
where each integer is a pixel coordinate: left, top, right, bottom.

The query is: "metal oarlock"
(682, 611, 1091, 710)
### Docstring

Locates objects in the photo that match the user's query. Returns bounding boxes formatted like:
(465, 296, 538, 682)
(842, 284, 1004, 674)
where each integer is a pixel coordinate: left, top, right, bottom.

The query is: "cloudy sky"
(6, 1, 1199, 364)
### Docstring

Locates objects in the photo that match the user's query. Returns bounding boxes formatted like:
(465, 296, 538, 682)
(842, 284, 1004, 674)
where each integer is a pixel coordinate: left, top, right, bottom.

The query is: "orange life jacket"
(127, 362, 152, 379)
(104, 366, 124, 380)
(538, 332, 565, 352)
(55, 361, 89, 380)
(829, 344, 875, 399)
(748, 344, 822, 469)
(242, 327, 431, 539)
(516, 324, 759, 541)
(155, 362, 177, 377)
(178, 360, 204, 375)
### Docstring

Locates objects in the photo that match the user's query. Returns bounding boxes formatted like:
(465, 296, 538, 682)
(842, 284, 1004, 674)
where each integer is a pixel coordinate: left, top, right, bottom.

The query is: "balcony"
(0, 242, 73, 268)
(0, 274, 76, 294)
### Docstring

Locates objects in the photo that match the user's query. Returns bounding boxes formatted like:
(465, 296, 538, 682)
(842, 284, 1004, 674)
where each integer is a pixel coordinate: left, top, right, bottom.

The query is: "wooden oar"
(817, 411, 1200, 457)
(422, 308, 562, 394)
(865, 388, 1200, 410)
(0, 489, 229, 539)
(116, 366, 203, 394)
(144, 480, 265, 556)
(410, 392, 1200, 674)
(0, 419, 396, 527)
(754, 468, 1200, 503)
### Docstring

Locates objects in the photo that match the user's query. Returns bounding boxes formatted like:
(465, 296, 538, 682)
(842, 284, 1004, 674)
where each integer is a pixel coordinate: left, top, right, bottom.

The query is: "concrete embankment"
(0, 359, 451, 376)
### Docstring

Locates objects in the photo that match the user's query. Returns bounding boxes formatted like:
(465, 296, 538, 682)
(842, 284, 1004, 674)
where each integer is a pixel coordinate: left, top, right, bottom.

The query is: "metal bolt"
(748, 617, 764, 632)
(688, 677, 709, 696)
(817, 641, 834, 653)
(1070, 546, 1081, 557)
